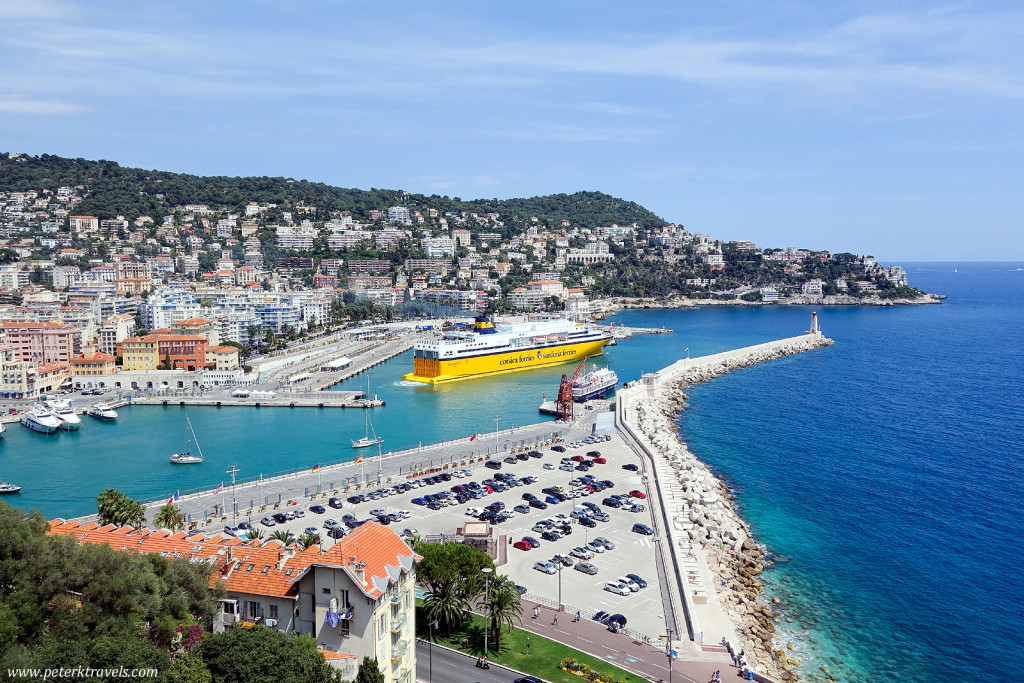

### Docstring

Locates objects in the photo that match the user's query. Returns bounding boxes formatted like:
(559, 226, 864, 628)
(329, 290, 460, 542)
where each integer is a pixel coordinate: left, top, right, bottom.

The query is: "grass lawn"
(415, 606, 644, 683)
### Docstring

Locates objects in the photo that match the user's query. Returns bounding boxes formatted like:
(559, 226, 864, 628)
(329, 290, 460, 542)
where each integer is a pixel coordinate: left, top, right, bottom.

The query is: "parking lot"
(220, 431, 669, 640)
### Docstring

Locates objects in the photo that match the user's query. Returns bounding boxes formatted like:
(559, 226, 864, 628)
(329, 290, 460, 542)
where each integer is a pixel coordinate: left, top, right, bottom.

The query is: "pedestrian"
(533, 606, 539, 619)
(731, 652, 739, 667)
(553, 615, 558, 625)
(575, 610, 581, 622)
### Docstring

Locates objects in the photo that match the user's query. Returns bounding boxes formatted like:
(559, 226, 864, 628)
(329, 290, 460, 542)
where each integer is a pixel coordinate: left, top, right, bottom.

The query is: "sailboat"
(170, 417, 205, 464)
(352, 410, 383, 448)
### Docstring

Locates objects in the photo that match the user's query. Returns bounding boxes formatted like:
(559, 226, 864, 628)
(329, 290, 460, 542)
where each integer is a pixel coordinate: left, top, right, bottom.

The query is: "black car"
(273, 512, 288, 524)
(529, 499, 548, 510)
(552, 445, 566, 452)
(329, 497, 344, 509)
(515, 677, 543, 683)
(586, 451, 601, 457)
(309, 504, 326, 514)
(439, 473, 452, 481)
(523, 536, 541, 548)
(582, 501, 601, 513)
(347, 494, 365, 504)
(487, 501, 506, 512)
(557, 524, 572, 535)
(622, 463, 639, 471)
(605, 614, 627, 632)
(522, 492, 537, 501)
(625, 573, 648, 588)
(516, 585, 528, 595)
(327, 527, 345, 538)
(485, 460, 502, 470)
(578, 517, 597, 528)
(603, 497, 622, 508)
(601, 480, 614, 488)
(528, 450, 543, 458)
(516, 452, 530, 461)
(375, 514, 391, 525)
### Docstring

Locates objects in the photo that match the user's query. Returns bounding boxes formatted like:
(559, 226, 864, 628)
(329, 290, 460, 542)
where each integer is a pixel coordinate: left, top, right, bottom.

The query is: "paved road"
(415, 641, 519, 683)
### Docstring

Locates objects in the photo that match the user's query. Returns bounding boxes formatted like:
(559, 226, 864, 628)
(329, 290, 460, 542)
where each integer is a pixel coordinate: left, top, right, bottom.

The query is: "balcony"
(390, 613, 407, 634)
(390, 594, 401, 606)
(390, 638, 408, 663)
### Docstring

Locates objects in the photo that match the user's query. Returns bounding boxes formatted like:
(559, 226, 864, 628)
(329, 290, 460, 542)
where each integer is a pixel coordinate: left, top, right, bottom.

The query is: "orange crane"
(555, 358, 587, 422)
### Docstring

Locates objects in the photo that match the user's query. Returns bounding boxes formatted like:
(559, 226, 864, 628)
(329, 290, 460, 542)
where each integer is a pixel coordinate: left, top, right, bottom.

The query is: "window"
(378, 615, 386, 637)
(322, 588, 331, 595)
(269, 604, 278, 620)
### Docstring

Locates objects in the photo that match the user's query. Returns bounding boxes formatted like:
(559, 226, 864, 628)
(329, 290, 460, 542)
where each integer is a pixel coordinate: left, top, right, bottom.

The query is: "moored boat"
(170, 417, 205, 464)
(20, 404, 62, 434)
(87, 403, 119, 421)
(42, 397, 82, 431)
(572, 367, 618, 402)
(0, 480, 21, 494)
(403, 316, 612, 385)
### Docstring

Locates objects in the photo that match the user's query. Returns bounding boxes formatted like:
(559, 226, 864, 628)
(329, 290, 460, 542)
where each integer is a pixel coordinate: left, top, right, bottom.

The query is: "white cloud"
(0, 94, 87, 115)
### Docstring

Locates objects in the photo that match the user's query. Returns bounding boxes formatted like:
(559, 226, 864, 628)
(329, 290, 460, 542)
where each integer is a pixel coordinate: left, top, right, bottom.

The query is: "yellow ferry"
(403, 317, 612, 385)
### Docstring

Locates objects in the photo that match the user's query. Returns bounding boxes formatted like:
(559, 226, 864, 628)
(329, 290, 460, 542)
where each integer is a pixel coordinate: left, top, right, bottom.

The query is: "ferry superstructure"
(403, 317, 612, 385)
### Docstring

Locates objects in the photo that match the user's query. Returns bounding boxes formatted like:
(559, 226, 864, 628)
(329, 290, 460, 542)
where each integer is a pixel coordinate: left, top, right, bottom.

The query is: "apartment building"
(1, 321, 81, 365)
(46, 520, 418, 683)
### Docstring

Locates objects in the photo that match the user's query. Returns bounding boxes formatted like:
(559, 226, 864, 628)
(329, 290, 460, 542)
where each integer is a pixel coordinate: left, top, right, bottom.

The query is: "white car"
(461, 469, 472, 476)
(543, 463, 556, 470)
(534, 561, 558, 575)
(452, 470, 465, 478)
(585, 541, 606, 554)
(617, 576, 641, 592)
(570, 547, 594, 560)
(550, 514, 569, 524)
(466, 507, 483, 517)
(594, 536, 615, 550)
(396, 510, 412, 519)
(604, 581, 631, 596)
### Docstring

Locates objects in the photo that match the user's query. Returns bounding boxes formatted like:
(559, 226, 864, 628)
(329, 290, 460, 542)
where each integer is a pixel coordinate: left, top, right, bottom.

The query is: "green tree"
(271, 530, 296, 545)
(355, 657, 386, 683)
(422, 577, 469, 636)
(96, 488, 146, 527)
(413, 541, 493, 595)
(480, 574, 523, 652)
(154, 503, 186, 531)
(298, 533, 319, 550)
(168, 650, 213, 683)
(198, 624, 343, 683)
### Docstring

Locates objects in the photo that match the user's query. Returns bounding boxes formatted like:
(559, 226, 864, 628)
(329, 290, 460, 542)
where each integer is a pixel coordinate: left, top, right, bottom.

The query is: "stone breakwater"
(628, 333, 833, 682)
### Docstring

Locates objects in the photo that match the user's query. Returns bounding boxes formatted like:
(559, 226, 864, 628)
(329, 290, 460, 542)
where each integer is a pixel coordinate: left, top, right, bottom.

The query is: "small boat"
(572, 366, 618, 403)
(20, 404, 62, 434)
(352, 410, 383, 448)
(0, 480, 22, 494)
(43, 397, 82, 431)
(0, 422, 5, 438)
(170, 417, 205, 464)
(87, 403, 119, 421)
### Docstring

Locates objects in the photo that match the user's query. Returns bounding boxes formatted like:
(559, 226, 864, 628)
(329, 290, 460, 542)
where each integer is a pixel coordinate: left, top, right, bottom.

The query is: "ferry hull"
(403, 338, 609, 384)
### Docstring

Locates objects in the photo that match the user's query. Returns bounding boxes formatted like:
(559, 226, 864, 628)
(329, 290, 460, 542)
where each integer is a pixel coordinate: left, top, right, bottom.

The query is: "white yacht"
(42, 397, 82, 431)
(170, 417, 205, 464)
(352, 410, 383, 448)
(87, 403, 119, 421)
(20, 404, 62, 434)
(0, 480, 22, 494)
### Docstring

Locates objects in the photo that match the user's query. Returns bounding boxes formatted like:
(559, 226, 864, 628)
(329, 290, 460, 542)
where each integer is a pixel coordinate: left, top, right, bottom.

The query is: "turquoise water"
(1, 263, 1019, 682)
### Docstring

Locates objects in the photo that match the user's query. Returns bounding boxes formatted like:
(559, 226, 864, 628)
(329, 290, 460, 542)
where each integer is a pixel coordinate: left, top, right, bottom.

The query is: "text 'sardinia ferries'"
(403, 317, 612, 384)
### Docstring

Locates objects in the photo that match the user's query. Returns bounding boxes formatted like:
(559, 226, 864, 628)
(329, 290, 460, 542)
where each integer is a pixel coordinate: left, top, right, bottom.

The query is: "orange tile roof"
(46, 519, 417, 601)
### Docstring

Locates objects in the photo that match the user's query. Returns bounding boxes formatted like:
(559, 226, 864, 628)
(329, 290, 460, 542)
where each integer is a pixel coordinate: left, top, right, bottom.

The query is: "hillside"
(0, 154, 667, 233)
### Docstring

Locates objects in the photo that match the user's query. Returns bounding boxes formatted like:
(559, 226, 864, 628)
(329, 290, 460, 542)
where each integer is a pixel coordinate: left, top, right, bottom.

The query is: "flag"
(469, 434, 477, 441)
(167, 491, 179, 504)
(312, 465, 320, 472)
(214, 482, 224, 494)
(354, 455, 363, 464)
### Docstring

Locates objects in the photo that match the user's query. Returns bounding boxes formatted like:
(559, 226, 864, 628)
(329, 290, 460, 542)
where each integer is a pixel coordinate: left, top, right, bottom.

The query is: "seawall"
(616, 331, 834, 682)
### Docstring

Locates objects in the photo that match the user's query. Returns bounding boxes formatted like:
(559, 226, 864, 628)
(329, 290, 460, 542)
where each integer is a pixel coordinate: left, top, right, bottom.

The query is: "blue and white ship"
(572, 367, 618, 402)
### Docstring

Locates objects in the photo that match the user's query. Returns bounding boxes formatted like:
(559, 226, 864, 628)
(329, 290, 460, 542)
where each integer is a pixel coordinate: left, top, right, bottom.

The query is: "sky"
(2, 0, 1022, 261)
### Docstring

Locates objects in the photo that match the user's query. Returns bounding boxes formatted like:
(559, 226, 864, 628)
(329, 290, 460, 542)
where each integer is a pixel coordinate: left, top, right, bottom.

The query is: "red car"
(629, 490, 647, 499)
(513, 540, 533, 551)
(592, 457, 606, 464)
(570, 455, 586, 462)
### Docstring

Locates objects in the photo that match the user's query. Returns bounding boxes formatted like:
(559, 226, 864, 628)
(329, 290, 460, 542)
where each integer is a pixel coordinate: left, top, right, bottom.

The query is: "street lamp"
(666, 625, 674, 683)
(482, 567, 493, 662)
(557, 563, 563, 613)
(429, 619, 438, 683)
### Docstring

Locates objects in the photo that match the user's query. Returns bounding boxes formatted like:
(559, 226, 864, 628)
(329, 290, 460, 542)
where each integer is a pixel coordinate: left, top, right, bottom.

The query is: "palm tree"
(270, 530, 296, 545)
(423, 578, 469, 636)
(298, 533, 318, 550)
(96, 488, 146, 527)
(154, 503, 185, 531)
(247, 526, 265, 541)
(482, 575, 523, 653)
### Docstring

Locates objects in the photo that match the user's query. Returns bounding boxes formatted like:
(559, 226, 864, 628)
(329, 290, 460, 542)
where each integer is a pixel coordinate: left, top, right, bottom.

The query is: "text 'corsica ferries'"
(403, 317, 612, 385)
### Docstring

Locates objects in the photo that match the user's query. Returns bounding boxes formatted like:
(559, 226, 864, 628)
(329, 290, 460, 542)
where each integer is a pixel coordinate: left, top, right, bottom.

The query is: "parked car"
(223, 524, 240, 536)
(529, 499, 549, 510)
(260, 516, 276, 527)
(594, 536, 615, 550)
(617, 576, 641, 592)
(328, 497, 344, 508)
(585, 541, 606, 554)
(570, 546, 593, 560)
(592, 457, 607, 464)
(402, 528, 419, 538)
(605, 614, 627, 632)
(544, 495, 560, 505)
(586, 451, 601, 457)
(622, 463, 639, 471)
(551, 553, 574, 567)
(632, 523, 654, 535)
(574, 562, 598, 575)
(629, 489, 647, 499)
(602, 497, 623, 508)
(411, 497, 428, 505)
(591, 512, 611, 522)
(523, 536, 541, 548)
(528, 450, 543, 458)
(578, 517, 597, 528)
(514, 540, 533, 551)
(533, 561, 558, 575)
(626, 573, 647, 588)
(309, 504, 326, 514)
(543, 463, 556, 470)
(551, 445, 566, 452)
(328, 527, 345, 539)
(604, 581, 631, 596)
(541, 529, 563, 541)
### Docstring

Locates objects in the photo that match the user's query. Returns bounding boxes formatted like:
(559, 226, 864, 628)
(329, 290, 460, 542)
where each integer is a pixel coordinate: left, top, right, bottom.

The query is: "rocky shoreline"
(594, 292, 944, 315)
(628, 335, 834, 682)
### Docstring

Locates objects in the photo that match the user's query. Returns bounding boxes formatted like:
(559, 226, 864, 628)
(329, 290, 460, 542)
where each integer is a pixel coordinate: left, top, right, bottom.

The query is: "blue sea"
(1, 262, 1020, 682)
